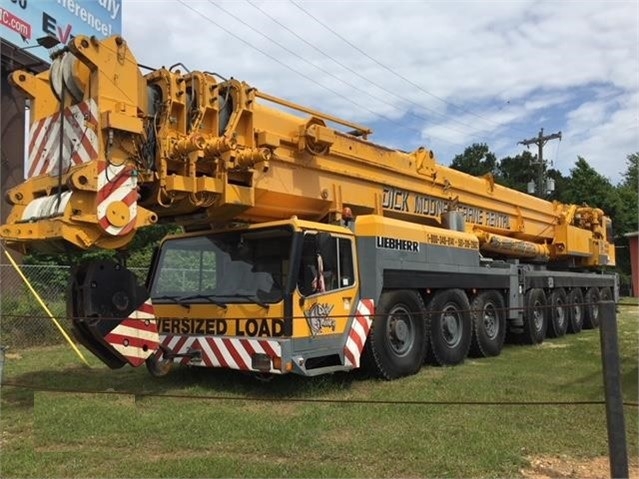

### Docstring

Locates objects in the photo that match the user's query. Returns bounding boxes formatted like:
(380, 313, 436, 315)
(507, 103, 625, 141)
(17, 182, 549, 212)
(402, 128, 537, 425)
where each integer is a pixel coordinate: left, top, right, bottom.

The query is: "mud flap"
(68, 260, 159, 369)
(343, 299, 374, 369)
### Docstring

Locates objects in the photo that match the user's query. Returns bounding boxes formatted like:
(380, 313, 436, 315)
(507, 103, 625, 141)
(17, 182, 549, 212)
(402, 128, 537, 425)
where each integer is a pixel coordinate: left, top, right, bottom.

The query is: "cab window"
(298, 233, 355, 296)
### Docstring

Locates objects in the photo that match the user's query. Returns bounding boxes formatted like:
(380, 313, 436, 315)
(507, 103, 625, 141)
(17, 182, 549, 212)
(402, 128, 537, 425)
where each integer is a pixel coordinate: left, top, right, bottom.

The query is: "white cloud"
(121, 0, 638, 183)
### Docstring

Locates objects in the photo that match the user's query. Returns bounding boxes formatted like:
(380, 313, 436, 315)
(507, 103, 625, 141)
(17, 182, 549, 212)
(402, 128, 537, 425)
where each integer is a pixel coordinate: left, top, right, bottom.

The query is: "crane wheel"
(522, 288, 548, 344)
(567, 288, 584, 334)
(361, 290, 427, 380)
(599, 287, 613, 302)
(469, 290, 506, 358)
(547, 289, 569, 338)
(427, 289, 472, 366)
(583, 287, 601, 329)
(145, 347, 173, 378)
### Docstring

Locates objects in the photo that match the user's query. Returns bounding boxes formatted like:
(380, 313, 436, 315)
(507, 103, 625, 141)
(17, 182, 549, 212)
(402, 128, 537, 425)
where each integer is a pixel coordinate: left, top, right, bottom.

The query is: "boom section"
(1, 35, 613, 267)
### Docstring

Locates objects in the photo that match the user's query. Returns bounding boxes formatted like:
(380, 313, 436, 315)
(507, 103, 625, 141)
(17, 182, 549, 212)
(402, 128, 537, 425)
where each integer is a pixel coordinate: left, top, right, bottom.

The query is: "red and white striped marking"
(343, 299, 374, 369)
(96, 162, 138, 236)
(161, 335, 283, 373)
(27, 99, 98, 178)
(104, 299, 159, 367)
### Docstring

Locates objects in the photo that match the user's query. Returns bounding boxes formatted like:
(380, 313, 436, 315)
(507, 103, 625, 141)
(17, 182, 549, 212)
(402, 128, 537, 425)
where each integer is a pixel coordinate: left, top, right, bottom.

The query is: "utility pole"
(518, 128, 562, 198)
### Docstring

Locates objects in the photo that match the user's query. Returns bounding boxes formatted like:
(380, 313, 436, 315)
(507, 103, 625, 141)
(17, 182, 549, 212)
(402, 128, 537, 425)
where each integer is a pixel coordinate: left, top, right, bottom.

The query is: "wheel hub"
(483, 305, 498, 339)
(387, 305, 414, 356)
(442, 306, 462, 347)
(555, 300, 565, 327)
(533, 301, 544, 330)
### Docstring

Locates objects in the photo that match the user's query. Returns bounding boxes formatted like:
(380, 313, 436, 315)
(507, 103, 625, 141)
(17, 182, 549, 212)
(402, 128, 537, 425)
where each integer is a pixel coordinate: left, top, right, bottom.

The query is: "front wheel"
(361, 290, 427, 380)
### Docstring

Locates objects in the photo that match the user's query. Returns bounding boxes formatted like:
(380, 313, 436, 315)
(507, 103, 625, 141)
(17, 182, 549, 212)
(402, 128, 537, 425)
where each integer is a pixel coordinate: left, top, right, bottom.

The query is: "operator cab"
(148, 219, 357, 311)
(149, 226, 292, 306)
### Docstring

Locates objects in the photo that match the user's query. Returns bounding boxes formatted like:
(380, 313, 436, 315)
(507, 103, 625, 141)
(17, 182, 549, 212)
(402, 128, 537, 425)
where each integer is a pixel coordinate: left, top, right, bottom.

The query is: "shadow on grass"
(4, 361, 370, 408)
(555, 362, 638, 403)
(1, 386, 34, 410)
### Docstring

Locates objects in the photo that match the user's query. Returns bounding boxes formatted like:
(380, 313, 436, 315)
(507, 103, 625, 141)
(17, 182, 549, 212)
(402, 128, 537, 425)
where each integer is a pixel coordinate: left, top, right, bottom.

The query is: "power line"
(174, 0, 470, 149)
(243, 0, 500, 140)
(288, 0, 532, 135)
(552, 137, 562, 168)
(0, 299, 613, 321)
(208, 1, 428, 128)
(4, 382, 637, 407)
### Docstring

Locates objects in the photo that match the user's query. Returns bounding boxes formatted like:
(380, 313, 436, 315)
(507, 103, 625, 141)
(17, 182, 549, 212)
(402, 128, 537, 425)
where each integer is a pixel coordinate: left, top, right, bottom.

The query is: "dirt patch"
(538, 342, 568, 349)
(520, 455, 639, 479)
(466, 360, 488, 366)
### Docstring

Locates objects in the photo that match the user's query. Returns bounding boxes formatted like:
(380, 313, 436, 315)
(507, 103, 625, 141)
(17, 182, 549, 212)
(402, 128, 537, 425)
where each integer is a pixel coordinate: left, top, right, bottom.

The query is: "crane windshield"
(149, 227, 292, 305)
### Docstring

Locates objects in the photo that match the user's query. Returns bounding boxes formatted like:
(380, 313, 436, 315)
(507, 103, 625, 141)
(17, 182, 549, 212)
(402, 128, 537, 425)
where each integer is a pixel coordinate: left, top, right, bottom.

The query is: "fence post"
(0, 346, 6, 387)
(599, 300, 629, 479)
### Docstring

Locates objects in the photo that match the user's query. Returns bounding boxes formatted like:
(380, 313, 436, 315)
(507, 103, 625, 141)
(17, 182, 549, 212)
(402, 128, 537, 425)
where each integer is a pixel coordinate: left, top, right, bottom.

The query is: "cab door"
(292, 232, 359, 339)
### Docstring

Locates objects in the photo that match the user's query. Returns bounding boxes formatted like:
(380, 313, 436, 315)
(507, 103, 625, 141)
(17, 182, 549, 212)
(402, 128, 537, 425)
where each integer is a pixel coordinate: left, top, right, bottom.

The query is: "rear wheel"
(362, 290, 427, 380)
(600, 286, 613, 302)
(469, 290, 506, 357)
(583, 287, 601, 329)
(547, 289, 568, 338)
(567, 288, 584, 334)
(427, 289, 472, 365)
(522, 288, 548, 344)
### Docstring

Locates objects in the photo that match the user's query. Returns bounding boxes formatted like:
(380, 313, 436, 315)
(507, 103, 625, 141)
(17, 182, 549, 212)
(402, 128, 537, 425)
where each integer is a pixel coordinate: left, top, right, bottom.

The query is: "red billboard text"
(1, 8, 32, 39)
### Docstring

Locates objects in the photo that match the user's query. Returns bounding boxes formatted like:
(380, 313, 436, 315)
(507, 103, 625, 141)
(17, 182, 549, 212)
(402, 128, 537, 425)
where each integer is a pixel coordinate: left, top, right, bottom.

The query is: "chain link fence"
(0, 264, 147, 349)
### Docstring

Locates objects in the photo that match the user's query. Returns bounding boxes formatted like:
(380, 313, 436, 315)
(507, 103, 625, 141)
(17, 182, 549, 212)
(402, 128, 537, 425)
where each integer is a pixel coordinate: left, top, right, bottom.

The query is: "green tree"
(24, 224, 181, 270)
(545, 168, 570, 202)
(615, 153, 638, 235)
(613, 153, 638, 294)
(126, 224, 181, 267)
(495, 151, 538, 192)
(561, 157, 622, 225)
(450, 143, 498, 177)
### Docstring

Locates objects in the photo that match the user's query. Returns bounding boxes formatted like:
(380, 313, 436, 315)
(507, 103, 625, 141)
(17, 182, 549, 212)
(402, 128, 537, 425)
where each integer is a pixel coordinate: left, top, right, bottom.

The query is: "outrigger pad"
(68, 260, 158, 369)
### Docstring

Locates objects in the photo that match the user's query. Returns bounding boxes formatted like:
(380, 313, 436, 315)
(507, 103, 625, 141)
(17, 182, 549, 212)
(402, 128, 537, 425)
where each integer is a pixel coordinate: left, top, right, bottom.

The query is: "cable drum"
(61, 53, 85, 102)
(49, 52, 86, 103)
(49, 55, 64, 101)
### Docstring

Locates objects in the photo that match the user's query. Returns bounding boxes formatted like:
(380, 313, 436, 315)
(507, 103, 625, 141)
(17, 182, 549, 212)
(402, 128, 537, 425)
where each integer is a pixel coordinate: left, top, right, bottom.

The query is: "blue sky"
(122, 0, 638, 184)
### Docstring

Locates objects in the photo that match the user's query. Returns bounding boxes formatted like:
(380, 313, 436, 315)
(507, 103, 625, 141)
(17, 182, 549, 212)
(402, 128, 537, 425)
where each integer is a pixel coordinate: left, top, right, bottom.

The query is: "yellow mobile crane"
(1, 36, 616, 379)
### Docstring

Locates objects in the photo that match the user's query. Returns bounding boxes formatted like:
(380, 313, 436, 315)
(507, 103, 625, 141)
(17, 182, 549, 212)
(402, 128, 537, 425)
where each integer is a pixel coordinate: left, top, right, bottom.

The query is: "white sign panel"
(1, 0, 122, 61)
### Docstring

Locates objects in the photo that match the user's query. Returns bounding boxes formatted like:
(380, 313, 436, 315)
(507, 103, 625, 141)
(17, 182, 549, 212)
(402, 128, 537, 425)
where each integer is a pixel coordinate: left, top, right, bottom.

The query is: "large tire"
(469, 290, 506, 357)
(600, 286, 613, 302)
(567, 288, 584, 334)
(583, 287, 601, 329)
(146, 346, 174, 378)
(547, 288, 568, 338)
(361, 290, 427, 380)
(522, 288, 548, 344)
(427, 289, 472, 366)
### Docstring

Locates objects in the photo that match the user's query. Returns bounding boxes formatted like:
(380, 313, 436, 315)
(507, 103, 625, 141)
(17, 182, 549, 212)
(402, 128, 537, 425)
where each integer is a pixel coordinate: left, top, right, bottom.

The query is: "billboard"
(1, 0, 122, 62)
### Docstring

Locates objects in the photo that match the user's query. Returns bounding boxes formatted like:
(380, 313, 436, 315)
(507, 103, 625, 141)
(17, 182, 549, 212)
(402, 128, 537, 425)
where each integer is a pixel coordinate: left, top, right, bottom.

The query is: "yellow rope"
(1, 244, 90, 367)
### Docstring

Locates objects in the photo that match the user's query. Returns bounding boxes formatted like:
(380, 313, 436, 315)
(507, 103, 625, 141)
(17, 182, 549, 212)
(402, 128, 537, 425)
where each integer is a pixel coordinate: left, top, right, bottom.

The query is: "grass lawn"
(1, 304, 637, 478)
